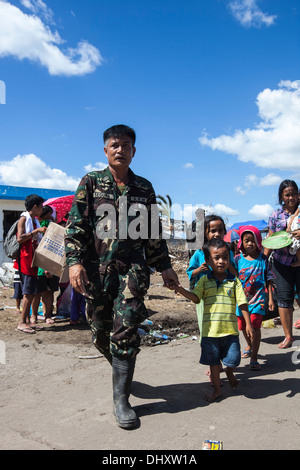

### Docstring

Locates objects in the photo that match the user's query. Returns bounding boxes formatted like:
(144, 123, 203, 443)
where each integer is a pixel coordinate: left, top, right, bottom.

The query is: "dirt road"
(0, 273, 299, 451)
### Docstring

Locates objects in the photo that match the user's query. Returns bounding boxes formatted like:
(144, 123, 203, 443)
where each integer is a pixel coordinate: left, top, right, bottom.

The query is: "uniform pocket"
(124, 263, 150, 299)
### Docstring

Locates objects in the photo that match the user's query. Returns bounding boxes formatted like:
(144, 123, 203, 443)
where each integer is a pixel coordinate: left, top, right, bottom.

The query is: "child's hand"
(199, 262, 209, 272)
(246, 325, 253, 341)
(268, 300, 275, 311)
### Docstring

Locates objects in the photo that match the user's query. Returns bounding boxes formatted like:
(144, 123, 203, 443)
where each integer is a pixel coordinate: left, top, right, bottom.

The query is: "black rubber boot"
(112, 356, 137, 429)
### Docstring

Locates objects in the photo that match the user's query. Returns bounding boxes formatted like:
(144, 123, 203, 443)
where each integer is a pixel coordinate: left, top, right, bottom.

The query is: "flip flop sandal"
(249, 362, 261, 371)
(294, 320, 300, 329)
(278, 337, 294, 349)
(17, 326, 36, 334)
(241, 349, 252, 358)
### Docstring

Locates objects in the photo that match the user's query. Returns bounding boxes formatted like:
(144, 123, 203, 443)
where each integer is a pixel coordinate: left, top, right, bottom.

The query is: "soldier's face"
(104, 135, 136, 170)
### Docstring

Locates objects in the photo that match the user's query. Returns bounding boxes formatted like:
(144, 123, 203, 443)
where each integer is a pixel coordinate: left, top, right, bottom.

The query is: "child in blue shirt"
(186, 215, 237, 331)
(187, 215, 237, 287)
(235, 225, 275, 370)
(186, 215, 238, 385)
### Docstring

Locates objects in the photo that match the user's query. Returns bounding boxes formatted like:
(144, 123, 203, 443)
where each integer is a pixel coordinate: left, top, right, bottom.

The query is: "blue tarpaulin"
(230, 220, 268, 231)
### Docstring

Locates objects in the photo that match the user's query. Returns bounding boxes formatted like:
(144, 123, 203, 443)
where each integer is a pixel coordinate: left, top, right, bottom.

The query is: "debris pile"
(138, 318, 198, 347)
(167, 240, 189, 273)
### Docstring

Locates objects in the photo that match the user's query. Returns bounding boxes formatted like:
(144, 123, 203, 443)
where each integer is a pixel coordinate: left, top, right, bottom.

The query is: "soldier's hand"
(69, 264, 91, 297)
(161, 268, 181, 289)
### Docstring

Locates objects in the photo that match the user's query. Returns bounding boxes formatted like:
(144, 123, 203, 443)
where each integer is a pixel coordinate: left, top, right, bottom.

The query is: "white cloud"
(248, 203, 274, 220)
(0, 1, 103, 76)
(259, 173, 282, 186)
(20, 0, 54, 24)
(235, 172, 282, 194)
(228, 0, 277, 28)
(197, 203, 239, 217)
(0, 154, 80, 190)
(84, 162, 108, 172)
(183, 163, 194, 169)
(200, 80, 300, 171)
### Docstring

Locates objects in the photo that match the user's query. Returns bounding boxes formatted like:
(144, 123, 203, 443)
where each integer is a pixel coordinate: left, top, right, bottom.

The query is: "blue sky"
(0, 0, 299, 227)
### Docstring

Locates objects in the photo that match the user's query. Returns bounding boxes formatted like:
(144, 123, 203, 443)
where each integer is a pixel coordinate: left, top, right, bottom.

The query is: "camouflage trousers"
(85, 261, 150, 359)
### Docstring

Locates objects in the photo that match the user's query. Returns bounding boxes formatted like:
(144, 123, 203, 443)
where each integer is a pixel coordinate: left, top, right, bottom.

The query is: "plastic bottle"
(152, 331, 169, 340)
(137, 328, 147, 336)
(141, 319, 153, 326)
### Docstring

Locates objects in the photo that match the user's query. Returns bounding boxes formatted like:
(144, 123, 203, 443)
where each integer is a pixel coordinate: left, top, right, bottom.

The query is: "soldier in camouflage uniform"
(65, 124, 179, 428)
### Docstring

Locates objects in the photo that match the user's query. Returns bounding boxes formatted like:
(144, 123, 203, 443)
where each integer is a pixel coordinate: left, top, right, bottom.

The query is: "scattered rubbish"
(138, 328, 147, 336)
(0, 263, 15, 287)
(262, 319, 277, 329)
(202, 440, 223, 450)
(141, 319, 153, 326)
(151, 331, 169, 340)
(78, 355, 103, 359)
(177, 333, 189, 339)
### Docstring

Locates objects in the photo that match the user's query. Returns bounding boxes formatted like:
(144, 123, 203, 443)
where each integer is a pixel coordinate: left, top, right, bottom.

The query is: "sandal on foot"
(294, 320, 300, 330)
(249, 361, 261, 370)
(278, 337, 294, 349)
(242, 349, 252, 358)
(17, 326, 36, 334)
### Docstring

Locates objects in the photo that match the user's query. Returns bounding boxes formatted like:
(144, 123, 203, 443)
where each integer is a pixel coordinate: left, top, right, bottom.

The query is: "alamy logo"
(291, 340, 300, 365)
(95, 197, 205, 251)
(0, 80, 6, 104)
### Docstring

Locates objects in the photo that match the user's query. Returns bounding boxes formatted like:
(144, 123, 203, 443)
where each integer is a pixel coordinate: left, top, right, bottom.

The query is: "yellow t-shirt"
(192, 272, 247, 338)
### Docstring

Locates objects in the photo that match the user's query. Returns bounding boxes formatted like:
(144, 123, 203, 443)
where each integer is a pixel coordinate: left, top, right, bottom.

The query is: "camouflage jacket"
(65, 166, 171, 275)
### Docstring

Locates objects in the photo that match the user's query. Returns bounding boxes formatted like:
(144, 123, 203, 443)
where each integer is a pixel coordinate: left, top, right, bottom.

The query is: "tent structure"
(230, 220, 268, 232)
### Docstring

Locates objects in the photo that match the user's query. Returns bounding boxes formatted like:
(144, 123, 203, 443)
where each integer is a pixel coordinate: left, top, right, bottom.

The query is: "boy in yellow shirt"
(174, 238, 253, 402)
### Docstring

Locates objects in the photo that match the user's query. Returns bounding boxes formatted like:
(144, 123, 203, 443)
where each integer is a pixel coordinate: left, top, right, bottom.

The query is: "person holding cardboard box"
(65, 124, 179, 429)
(14, 194, 47, 334)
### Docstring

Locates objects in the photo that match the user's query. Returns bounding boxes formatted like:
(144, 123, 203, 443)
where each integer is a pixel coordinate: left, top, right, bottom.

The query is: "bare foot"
(225, 368, 239, 389)
(17, 323, 36, 334)
(205, 390, 223, 402)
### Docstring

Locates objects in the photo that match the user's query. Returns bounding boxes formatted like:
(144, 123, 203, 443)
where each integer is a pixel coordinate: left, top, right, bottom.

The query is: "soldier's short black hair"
(103, 125, 136, 146)
(203, 238, 230, 261)
(25, 194, 44, 211)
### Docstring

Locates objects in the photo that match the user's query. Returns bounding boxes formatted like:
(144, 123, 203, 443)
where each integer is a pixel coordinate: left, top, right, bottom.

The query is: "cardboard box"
(32, 222, 69, 282)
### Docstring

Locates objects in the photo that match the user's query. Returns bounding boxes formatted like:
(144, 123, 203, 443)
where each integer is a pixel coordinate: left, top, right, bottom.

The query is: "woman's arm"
(263, 228, 274, 259)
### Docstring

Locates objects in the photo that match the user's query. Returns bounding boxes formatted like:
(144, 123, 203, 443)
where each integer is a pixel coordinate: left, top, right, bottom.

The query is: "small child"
(13, 269, 22, 314)
(235, 226, 275, 370)
(186, 215, 237, 289)
(175, 238, 253, 402)
(186, 215, 238, 383)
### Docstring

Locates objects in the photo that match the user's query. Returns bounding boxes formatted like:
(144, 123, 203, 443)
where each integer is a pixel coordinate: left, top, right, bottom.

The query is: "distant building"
(0, 185, 74, 264)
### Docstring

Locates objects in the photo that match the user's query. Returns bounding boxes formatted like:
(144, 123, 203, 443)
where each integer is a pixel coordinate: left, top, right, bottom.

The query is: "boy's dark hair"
(203, 238, 230, 260)
(278, 179, 298, 205)
(204, 215, 227, 240)
(25, 194, 44, 211)
(103, 124, 136, 146)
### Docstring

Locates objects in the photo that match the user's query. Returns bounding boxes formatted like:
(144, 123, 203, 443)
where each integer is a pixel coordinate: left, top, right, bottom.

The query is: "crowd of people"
(12, 195, 85, 334)
(9, 124, 300, 428)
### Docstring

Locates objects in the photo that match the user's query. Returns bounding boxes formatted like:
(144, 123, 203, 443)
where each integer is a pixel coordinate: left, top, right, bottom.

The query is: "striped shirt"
(192, 272, 247, 338)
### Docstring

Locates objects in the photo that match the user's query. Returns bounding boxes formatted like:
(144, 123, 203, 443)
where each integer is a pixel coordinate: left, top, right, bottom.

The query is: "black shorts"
(19, 273, 39, 296)
(37, 275, 60, 293)
(272, 259, 300, 309)
(13, 281, 23, 300)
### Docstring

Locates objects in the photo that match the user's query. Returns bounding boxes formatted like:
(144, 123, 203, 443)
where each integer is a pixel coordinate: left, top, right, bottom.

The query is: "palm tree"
(156, 194, 174, 236)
